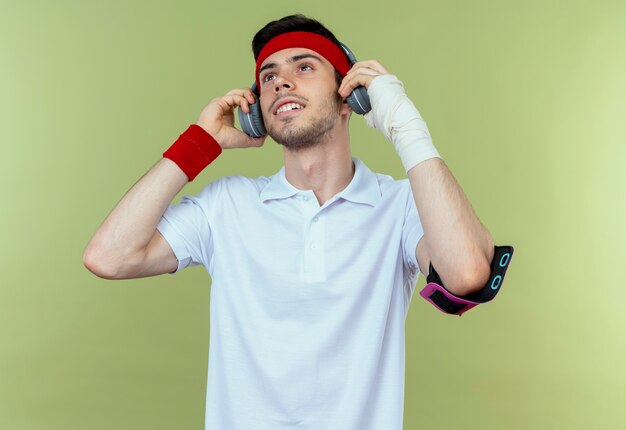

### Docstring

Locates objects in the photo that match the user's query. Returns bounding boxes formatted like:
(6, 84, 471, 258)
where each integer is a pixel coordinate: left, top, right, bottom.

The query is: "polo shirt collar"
(336, 158, 381, 206)
(260, 157, 382, 206)
(260, 166, 300, 202)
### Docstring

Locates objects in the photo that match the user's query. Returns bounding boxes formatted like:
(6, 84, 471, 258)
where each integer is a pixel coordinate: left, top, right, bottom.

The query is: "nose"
(274, 75, 294, 92)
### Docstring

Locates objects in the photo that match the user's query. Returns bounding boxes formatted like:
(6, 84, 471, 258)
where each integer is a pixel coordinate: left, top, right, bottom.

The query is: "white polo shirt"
(157, 157, 424, 430)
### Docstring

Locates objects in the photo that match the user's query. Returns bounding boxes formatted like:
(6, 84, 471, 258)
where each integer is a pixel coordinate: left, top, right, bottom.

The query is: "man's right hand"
(196, 88, 267, 149)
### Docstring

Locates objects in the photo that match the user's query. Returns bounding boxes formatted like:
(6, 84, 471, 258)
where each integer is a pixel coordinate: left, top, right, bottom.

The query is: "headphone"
(237, 43, 371, 138)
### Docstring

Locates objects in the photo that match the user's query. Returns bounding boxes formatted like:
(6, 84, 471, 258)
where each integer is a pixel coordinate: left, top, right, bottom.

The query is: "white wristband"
(364, 74, 440, 172)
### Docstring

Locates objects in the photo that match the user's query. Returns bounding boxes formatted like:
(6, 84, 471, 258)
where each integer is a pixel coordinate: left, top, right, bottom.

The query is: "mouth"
(275, 103, 305, 115)
(272, 97, 307, 116)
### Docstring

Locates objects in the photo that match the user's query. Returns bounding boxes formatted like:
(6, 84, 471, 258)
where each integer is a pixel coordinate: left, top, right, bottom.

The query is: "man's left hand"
(338, 60, 390, 99)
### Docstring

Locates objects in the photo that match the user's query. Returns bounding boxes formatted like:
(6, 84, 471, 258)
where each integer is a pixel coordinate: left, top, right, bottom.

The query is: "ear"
(340, 97, 352, 115)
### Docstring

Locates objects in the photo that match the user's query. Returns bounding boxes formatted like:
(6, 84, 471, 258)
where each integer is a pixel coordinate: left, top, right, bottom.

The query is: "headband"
(255, 31, 351, 89)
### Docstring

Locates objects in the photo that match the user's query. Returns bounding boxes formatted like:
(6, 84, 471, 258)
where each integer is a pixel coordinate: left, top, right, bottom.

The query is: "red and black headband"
(255, 31, 351, 89)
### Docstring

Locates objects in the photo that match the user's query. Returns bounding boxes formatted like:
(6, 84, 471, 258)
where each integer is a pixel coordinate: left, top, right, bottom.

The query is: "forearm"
(353, 71, 494, 294)
(84, 158, 188, 271)
(84, 88, 266, 279)
(408, 158, 494, 293)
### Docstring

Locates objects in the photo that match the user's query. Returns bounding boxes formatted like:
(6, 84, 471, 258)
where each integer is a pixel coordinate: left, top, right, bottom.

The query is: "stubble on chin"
(269, 119, 333, 151)
(267, 94, 342, 151)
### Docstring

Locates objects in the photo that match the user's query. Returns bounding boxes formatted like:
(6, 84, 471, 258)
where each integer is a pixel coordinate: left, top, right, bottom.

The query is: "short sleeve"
(401, 181, 424, 279)
(156, 180, 221, 274)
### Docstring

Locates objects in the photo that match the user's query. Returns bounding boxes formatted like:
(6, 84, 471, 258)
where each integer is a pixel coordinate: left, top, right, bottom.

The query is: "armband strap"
(419, 245, 514, 316)
(163, 124, 222, 181)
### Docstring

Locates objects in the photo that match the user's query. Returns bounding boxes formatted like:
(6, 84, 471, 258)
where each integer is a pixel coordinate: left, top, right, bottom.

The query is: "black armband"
(419, 246, 514, 316)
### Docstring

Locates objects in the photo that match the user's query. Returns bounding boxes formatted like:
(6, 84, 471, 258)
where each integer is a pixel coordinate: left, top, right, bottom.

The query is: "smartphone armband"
(419, 245, 514, 316)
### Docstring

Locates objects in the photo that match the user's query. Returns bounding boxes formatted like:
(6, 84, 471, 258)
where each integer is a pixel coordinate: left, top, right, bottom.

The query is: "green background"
(2, 0, 625, 429)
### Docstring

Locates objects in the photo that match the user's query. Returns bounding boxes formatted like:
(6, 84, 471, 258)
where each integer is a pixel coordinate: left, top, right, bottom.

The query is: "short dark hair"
(252, 14, 342, 60)
(252, 14, 344, 86)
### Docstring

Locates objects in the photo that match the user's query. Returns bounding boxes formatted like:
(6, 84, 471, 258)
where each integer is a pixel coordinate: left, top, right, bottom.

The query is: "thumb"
(243, 134, 267, 148)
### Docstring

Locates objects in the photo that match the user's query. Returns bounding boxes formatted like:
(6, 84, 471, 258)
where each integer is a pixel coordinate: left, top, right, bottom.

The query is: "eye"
(299, 63, 313, 72)
(262, 73, 276, 83)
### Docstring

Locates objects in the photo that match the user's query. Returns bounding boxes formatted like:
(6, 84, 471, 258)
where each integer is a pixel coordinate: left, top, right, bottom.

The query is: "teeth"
(276, 103, 304, 114)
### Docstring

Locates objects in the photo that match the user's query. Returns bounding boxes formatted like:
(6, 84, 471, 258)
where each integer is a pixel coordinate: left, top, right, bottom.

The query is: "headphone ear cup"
(238, 100, 266, 138)
(338, 43, 371, 115)
(237, 82, 266, 138)
(346, 86, 371, 115)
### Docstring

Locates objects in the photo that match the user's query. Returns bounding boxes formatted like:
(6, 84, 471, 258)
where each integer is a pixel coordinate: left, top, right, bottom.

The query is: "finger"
(220, 94, 252, 113)
(338, 70, 382, 97)
(229, 130, 267, 149)
(342, 65, 382, 82)
(343, 64, 383, 82)
(349, 60, 389, 75)
(339, 61, 388, 91)
(247, 135, 267, 148)
(225, 88, 254, 97)
(225, 88, 257, 106)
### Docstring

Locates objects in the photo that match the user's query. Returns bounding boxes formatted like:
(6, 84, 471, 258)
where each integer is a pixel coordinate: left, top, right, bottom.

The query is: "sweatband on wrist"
(255, 31, 351, 89)
(364, 74, 440, 172)
(163, 124, 222, 181)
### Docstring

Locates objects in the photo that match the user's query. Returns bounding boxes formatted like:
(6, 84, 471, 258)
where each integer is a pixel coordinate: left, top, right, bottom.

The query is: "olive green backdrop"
(2, 0, 625, 429)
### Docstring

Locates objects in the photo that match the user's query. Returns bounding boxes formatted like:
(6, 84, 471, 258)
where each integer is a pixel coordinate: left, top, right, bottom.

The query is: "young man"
(84, 14, 495, 430)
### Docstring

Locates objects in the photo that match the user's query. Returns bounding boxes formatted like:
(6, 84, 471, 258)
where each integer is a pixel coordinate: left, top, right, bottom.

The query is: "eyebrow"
(258, 53, 324, 76)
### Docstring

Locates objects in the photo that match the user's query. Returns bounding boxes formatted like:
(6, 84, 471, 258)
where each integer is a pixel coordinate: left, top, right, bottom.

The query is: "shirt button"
(302, 195, 310, 201)
(312, 216, 319, 222)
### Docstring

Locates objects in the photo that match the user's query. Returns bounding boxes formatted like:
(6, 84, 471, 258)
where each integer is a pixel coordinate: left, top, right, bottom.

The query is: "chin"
(269, 123, 335, 151)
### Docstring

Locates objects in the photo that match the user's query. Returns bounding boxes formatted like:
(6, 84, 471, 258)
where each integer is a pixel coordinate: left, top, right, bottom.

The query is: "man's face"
(257, 47, 344, 150)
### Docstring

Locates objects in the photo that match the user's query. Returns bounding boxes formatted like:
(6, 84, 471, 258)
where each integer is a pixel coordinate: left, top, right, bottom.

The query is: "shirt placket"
(299, 191, 327, 283)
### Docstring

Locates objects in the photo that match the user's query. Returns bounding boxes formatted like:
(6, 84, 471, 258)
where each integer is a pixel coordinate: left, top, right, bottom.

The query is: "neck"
(282, 127, 354, 206)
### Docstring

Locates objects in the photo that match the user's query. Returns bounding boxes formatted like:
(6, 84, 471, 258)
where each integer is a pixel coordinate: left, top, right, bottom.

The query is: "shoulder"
(354, 158, 410, 195)
(375, 173, 412, 200)
(196, 174, 271, 199)
(351, 158, 413, 208)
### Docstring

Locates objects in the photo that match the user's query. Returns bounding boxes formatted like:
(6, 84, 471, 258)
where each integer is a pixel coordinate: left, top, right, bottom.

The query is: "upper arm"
(133, 229, 179, 278)
(83, 229, 178, 280)
(416, 237, 430, 277)
(109, 229, 179, 279)
(415, 236, 494, 295)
